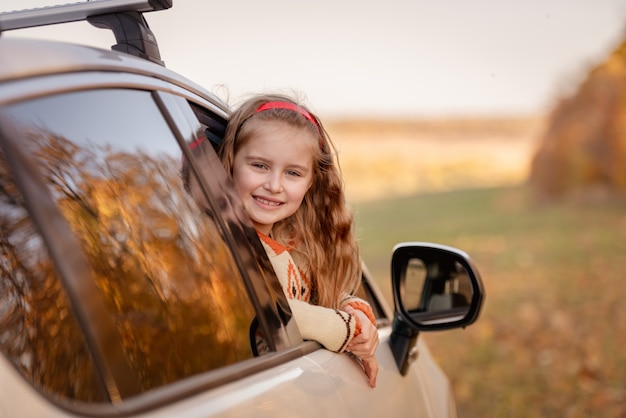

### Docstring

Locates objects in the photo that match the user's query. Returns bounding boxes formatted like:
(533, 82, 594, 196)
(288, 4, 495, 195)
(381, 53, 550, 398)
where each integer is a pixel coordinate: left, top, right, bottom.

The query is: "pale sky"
(2, 0, 626, 118)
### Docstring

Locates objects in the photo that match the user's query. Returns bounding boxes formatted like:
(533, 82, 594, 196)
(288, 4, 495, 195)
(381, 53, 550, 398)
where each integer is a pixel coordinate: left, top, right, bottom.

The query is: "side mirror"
(389, 242, 485, 375)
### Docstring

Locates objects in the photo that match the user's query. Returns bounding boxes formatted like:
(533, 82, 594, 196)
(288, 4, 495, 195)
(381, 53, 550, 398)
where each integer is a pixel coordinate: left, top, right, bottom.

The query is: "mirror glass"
(401, 255, 473, 323)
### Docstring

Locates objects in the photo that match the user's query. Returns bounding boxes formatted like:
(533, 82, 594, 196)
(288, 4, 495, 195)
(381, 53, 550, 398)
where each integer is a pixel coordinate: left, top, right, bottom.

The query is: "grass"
(354, 185, 626, 418)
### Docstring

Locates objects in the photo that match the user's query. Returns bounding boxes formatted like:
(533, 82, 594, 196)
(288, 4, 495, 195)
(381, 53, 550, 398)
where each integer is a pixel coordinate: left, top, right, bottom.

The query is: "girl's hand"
(346, 308, 379, 358)
(360, 356, 379, 389)
(345, 306, 379, 387)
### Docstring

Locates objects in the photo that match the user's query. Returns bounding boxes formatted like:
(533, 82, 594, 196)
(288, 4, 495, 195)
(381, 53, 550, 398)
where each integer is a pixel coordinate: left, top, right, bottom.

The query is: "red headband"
(256, 101, 319, 128)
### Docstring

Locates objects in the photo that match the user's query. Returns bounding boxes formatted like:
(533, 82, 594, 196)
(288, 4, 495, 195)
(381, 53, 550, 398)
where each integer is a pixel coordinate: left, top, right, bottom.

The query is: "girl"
(219, 93, 378, 387)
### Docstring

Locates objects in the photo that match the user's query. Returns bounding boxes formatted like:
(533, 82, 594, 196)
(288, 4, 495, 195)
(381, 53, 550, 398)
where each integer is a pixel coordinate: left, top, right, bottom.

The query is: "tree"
(530, 40, 626, 198)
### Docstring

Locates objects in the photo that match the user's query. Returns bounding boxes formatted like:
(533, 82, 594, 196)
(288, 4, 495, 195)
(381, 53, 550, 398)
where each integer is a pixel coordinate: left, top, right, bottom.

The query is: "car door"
(0, 70, 353, 417)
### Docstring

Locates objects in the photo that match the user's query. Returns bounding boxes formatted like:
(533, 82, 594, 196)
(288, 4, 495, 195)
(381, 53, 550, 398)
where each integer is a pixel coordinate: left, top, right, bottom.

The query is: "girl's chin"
(252, 222, 273, 235)
(249, 213, 278, 231)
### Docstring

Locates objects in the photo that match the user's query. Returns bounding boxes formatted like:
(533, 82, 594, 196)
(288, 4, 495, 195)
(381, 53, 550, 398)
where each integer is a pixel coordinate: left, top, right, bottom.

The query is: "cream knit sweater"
(257, 231, 376, 353)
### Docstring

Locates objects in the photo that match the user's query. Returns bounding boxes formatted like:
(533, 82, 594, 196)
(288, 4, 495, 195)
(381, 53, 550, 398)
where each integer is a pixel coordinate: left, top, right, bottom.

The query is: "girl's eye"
(286, 170, 301, 177)
(251, 162, 267, 170)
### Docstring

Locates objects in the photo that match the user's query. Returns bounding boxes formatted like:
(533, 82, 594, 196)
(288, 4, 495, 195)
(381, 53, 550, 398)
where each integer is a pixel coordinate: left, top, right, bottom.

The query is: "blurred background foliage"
(343, 35, 626, 418)
(531, 39, 626, 200)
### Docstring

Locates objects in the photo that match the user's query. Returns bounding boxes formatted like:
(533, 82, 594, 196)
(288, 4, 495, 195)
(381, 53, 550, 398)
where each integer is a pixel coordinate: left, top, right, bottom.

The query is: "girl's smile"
(232, 120, 316, 235)
(253, 195, 283, 208)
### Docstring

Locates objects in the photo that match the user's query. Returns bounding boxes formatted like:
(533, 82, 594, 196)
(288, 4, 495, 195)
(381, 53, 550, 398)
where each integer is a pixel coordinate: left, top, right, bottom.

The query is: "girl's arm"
(286, 298, 379, 388)
(340, 295, 377, 330)
(287, 299, 357, 353)
(342, 296, 379, 388)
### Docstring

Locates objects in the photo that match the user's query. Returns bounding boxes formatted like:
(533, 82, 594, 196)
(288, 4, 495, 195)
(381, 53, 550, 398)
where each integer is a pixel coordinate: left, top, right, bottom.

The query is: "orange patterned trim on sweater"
(257, 231, 290, 255)
(346, 300, 377, 337)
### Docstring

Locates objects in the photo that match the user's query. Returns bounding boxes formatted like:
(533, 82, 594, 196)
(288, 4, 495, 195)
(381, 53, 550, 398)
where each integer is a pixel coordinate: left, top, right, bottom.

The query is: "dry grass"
(355, 186, 626, 418)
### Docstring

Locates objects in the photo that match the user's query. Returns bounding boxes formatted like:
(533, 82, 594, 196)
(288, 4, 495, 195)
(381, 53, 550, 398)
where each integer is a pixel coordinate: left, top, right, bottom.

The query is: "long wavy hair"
(219, 93, 361, 309)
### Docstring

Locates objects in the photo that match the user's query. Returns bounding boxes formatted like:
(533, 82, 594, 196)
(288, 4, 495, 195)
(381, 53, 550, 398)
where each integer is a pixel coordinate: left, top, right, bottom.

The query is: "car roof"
(0, 36, 229, 115)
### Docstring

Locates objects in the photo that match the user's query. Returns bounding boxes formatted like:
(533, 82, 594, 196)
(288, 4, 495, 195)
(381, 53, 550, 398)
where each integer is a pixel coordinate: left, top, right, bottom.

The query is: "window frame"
(0, 71, 321, 415)
(164, 91, 303, 353)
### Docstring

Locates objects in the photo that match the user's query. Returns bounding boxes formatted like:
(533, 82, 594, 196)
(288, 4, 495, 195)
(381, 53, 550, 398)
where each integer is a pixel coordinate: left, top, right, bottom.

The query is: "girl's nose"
(264, 172, 282, 193)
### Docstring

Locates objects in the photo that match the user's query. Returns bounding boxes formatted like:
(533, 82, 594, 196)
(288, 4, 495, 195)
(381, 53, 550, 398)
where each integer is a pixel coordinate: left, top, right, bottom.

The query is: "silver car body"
(0, 7, 479, 416)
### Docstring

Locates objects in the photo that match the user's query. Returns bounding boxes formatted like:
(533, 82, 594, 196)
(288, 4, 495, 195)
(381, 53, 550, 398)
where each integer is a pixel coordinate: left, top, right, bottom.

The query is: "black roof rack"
(0, 0, 173, 66)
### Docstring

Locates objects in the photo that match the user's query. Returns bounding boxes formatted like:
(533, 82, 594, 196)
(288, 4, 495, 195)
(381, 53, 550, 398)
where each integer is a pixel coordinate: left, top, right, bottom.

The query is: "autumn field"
(328, 118, 626, 417)
(326, 116, 544, 202)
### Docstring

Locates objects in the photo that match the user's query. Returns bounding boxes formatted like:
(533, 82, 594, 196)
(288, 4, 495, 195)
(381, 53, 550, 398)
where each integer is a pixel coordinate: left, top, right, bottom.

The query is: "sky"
(2, 0, 626, 118)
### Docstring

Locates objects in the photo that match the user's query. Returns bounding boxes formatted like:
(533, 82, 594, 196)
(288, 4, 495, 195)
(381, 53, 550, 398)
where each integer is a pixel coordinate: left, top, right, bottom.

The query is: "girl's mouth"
(254, 196, 282, 207)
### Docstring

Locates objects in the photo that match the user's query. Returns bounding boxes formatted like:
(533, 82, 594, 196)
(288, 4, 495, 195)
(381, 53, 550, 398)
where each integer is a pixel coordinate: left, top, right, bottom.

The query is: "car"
(0, 2, 485, 417)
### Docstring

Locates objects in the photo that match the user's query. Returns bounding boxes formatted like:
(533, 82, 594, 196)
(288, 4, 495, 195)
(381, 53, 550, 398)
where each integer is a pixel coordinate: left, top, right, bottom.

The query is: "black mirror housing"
(389, 242, 485, 374)
(392, 242, 484, 330)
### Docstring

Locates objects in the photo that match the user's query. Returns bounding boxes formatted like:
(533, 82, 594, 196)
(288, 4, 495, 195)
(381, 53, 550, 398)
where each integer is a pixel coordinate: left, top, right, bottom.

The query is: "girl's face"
(232, 120, 316, 235)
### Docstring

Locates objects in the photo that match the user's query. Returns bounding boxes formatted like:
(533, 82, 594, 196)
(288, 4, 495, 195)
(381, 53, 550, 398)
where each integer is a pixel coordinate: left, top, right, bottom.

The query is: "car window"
(0, 152, 108, 402)
(355, 275, 388, 324)
(0, 88, 256, 404)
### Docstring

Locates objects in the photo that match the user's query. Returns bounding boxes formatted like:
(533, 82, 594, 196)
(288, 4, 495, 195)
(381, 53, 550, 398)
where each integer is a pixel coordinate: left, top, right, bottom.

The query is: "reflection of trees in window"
(0, 145, 106, 402)
(1, 128, 256, 403)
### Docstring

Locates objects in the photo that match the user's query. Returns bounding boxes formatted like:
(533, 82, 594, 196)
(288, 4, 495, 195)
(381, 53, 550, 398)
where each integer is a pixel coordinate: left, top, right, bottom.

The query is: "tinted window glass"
(0, 150, 107, 402)
(0, 89, 255, 403)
